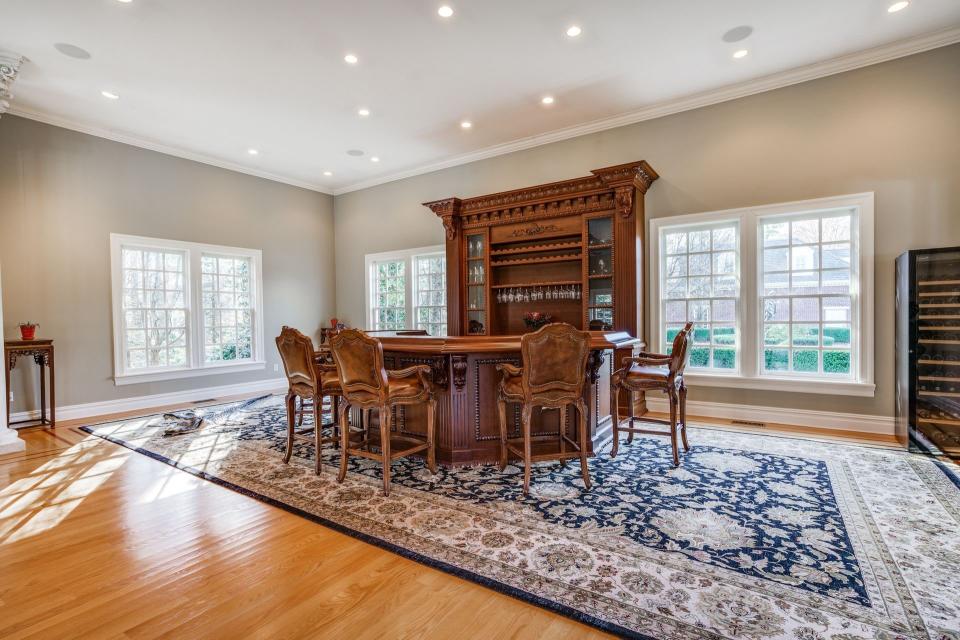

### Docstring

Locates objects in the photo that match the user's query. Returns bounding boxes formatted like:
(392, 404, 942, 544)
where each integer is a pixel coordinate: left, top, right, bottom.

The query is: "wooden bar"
(348, 331, 641, 466)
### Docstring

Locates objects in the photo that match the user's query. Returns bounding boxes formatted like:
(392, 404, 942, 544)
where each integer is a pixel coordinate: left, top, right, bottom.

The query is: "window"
(365, 246, 446, 336)
(111, 234, 265, 385)
(662, 221, 740, 371)
(650, 193, 874, 396)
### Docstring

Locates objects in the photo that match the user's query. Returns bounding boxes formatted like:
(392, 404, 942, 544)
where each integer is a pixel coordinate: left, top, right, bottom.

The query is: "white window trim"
(364, 245, 445, 333)
(649, 193, 875, 397)
(110, 233, 266, 386)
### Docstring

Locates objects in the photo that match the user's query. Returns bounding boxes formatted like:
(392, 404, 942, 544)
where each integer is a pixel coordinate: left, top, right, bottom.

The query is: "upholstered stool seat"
(330, 329, 437, 496)
(276, 326, 344, 474)
(611, 322, 693, 466)
(496, 323, 592, 496)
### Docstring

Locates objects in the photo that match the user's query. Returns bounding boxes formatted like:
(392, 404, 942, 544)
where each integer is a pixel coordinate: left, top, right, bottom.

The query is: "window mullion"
(189, 248, 202, 370)
(741, 213, 758, 378)
(406, 256, 415, 330)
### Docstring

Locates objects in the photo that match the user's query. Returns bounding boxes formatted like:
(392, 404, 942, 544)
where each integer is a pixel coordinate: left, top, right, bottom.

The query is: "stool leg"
(337, 401, 350, 483)
(679, 383, 690, 452)
(576, 400, 591, 490)
(380, 404, 392, 496)
(298, 397, 305, 427)
(427, 397, 437, 474)
(627, 388, 635, 444)
(559, 405, 567, 466)
(283, 393, 296, 464)
(497, 396, 508, 471)
(521, 405, 533, 496)
(611, 384, 621, 459)
(669, 387, 680, 467)
(313, 394, 323, 475)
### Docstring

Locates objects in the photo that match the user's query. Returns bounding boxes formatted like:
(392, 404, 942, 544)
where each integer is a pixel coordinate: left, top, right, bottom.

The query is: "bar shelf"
(489, 240, 582, 256)
(490, 253, 582, 268)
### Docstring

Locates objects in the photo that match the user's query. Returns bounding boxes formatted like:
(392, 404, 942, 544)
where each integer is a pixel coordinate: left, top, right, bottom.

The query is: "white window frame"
(649, 193, 875, 397)
(110, 233, 266, 385)
(364, 245, 446, 335)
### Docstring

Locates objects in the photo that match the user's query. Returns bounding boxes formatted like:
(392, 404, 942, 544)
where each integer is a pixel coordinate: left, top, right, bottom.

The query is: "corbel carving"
(451, 355, 468, 390)
(423, 197, 462, 241)
(614, 186, 634, 219)
(587, 350, 606, 384)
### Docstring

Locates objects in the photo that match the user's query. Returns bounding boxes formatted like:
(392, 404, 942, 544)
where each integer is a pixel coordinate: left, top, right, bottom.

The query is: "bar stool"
(275, 326, 343, 474)
(496, 323, 592, 496)
(611, 322, 693, 465)
(329, 329, 436, 496)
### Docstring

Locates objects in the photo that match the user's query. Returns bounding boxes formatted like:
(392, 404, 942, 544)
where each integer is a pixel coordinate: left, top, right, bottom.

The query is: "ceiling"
(3, 0, 960, 195)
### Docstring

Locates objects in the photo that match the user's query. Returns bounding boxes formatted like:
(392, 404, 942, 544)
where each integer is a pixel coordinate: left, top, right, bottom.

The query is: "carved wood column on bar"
(424, 198, 464, 336)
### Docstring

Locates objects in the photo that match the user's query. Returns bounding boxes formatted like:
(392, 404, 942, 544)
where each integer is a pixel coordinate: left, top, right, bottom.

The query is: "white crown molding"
(645, 396, 895, 436)
(333, 26, 960, 195)
(5, 27, 959, 198)
(9, 377, 286, 426)
(0, 50, 26, 118)
(4, 106, 334, 195)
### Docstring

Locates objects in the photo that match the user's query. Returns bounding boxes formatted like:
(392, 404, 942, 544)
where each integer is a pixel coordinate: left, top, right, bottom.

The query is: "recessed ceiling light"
(371, 156, 380, 163)
(732, 49, 749, 59)
(247, 148, 259, 155)
(566, 25, 582, 38)
(54, 43, 92, 59)
(541, 95, 555, 105)
(887, 1, 909, 12)
(460, 120, 472, 129)
(101, 90, 119, 100)
(721, 25, 753, 43)
(323, 171, 333, 177)
(116, 0, 133, 3)
(438, 5, 453, 18)
(357, 107, 370, 117)
(344, 53, 358, 64)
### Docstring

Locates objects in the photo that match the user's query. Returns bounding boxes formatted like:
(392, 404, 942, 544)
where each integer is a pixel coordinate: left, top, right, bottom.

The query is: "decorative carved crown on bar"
(423, 161, 658, 237)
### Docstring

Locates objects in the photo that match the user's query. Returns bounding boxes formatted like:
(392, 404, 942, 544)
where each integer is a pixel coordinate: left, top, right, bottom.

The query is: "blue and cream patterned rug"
(81, 395, 960, 639)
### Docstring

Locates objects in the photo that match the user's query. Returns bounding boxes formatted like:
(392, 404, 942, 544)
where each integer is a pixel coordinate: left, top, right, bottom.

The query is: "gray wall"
(0, 115, 336, 412)
(333, 44, 960, 418)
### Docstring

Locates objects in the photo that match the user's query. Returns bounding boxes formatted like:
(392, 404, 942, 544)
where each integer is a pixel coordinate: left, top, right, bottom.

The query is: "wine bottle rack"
(896, 246, 960, 460)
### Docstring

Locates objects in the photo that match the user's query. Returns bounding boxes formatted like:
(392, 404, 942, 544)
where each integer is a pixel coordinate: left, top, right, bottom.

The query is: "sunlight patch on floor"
(0, 435, 127, 544)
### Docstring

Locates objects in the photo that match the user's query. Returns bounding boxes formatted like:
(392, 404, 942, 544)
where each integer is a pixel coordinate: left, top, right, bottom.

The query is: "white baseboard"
(0, 427, 26, 453)
(645, 397, 894, 436)
(11, 378, 287, 427)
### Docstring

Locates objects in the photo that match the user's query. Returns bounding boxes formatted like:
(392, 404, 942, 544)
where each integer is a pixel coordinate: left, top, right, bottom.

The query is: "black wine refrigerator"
(896, 246, 960, 460)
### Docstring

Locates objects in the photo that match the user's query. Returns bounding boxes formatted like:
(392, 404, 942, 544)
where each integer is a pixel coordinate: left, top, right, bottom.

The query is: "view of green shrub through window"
(415, 255, 447, 336)
(661, 222, 739, 370)
(372, 259, 408, 330)
(202, 255, 254, 362)
(120, 248, 188, 370)
(760, 211, 854, 377)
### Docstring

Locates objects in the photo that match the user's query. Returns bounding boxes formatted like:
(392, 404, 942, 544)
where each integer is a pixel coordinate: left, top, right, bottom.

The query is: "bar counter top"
(370, 330, 642, 354)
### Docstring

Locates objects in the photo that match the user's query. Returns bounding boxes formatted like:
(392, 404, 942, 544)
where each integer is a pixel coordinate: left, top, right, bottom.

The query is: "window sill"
(682, 372, 876, 397)
(114, 361, 266, 386)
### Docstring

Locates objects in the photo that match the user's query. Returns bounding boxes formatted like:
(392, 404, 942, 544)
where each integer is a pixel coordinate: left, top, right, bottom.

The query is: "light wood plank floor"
(0, 401, 611, 640)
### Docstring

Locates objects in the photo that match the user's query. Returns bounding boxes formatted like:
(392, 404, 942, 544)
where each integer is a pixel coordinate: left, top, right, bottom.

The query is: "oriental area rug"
(81, 396, 960, 640)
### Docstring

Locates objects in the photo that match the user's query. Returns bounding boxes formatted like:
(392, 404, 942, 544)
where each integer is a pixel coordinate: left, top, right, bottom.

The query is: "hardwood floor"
(0, 405, 610, 639)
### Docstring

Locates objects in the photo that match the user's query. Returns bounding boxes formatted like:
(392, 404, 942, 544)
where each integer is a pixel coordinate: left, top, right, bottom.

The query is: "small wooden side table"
(4, 339, 55, 428)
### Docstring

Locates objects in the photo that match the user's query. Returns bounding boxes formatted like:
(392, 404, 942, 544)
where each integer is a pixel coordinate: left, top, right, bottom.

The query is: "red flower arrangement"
(523, 312, 552, 330)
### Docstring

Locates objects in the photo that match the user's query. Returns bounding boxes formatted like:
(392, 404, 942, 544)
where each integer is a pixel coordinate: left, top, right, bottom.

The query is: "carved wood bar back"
(423, 161, 658, 339)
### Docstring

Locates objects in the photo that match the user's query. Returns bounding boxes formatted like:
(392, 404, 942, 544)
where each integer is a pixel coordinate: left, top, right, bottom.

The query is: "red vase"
(19, 326, 36, 341)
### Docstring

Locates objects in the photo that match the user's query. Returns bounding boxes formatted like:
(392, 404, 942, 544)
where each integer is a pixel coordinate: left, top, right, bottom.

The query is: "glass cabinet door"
(586, 217, 614, 330)
(466, 232, 487, 334)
